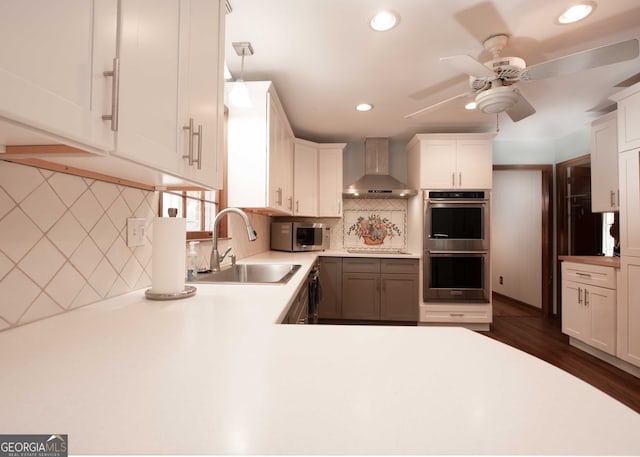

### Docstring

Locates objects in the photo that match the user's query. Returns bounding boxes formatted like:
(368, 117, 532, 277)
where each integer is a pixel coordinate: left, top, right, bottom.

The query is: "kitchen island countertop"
(0, 250, 639, 455)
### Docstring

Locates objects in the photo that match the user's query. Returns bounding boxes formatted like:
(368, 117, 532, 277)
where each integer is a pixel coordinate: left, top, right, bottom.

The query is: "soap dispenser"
(187, 241, 200, 281)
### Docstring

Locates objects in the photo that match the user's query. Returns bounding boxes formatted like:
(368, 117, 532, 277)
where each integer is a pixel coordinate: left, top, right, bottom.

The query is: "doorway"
(555, 154, 606, 316)
(492, 165, 553, 317)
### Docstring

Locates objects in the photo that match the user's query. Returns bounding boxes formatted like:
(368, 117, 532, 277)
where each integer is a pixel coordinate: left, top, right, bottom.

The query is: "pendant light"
(229, 41, 254, 107)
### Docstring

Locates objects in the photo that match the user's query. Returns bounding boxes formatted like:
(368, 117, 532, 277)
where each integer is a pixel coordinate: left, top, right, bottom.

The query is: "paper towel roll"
(151, 216, 186, 294)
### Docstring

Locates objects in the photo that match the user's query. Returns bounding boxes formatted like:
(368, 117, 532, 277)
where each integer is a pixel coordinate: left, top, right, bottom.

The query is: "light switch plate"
(127, 218, 146, 247)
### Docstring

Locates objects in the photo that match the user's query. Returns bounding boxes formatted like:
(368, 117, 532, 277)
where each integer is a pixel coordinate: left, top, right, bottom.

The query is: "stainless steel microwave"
(270, 222, 328, 252)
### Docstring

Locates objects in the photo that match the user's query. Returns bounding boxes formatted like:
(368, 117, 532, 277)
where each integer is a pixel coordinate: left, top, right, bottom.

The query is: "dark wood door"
(570, 166, 603, 255)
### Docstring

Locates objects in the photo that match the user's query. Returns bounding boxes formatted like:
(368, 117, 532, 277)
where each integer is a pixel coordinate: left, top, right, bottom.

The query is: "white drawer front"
(420, 305, 491, 323)
(562, 262, 616, 289)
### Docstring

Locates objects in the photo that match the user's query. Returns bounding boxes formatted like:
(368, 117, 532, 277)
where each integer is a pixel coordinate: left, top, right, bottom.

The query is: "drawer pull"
(575, 272, 592, 278)
(449, 313, 464, 317)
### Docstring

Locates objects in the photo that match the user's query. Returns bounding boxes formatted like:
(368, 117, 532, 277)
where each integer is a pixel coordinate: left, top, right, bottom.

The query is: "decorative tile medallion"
(343, 209, 406, 251)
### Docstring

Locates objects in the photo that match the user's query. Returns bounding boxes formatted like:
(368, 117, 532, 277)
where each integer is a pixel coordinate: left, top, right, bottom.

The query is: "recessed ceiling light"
(558, 2, 595, 24)
(465, 101, 477, 110)
(355, 103, 373, 112)
(370, 10, 399, 31)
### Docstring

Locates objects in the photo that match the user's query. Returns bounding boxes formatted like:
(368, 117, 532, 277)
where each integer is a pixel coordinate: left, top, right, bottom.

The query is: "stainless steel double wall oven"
(423, 190, 490, 303)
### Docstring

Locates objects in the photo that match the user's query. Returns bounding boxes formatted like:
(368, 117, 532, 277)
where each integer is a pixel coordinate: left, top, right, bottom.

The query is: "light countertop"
(1, 251, 639, 455)
(559, 255, 621, 268)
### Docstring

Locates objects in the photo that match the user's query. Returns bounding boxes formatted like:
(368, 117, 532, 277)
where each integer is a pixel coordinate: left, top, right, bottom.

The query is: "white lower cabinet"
(561, 262, 616, 355)
(617, 258, 640, 367)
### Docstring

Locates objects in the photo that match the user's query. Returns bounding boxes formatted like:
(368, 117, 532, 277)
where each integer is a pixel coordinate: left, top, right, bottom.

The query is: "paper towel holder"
(145, 208, 196, 300)
(145, 285, 197, 301)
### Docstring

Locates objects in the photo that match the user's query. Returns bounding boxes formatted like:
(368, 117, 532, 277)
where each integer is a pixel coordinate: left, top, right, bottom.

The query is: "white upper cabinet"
(0, 0, 225, 189)
(294, 140, 319, 217)
(227, 81, 294, 214)
(590, 112, 619, 212)
(115, 0, 224, 189)
(610, 82, 640, 152)
(115, 0, 182, 171)
(292, 140, 345, 218)
(0, 0, 116, 152)
(177, 0, 225, 188)
(409, 133, 495, 189)
(318, 144, 345, 217)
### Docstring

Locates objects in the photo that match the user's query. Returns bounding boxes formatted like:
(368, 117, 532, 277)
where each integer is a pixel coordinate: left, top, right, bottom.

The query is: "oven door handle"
(427, 251, 488, 255)
(427, 200, 488, 205)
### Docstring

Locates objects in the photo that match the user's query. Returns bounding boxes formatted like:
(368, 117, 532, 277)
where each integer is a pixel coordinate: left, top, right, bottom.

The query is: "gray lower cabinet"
(318, 257, 342, 319)
(380, 274, 419, 321)
(320, 256, 418, 322)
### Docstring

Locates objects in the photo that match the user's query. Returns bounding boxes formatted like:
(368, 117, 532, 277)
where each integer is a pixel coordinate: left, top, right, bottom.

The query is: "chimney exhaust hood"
(343, 138, 417, 199)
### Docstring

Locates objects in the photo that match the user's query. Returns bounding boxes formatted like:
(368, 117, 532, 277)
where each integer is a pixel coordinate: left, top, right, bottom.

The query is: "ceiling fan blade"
(505, 90, 536, 122)
(520, 38, 639, 81)
(587, 100, 617, 114)
(440, 55, 495, 78)
(404, 92, 473, 119)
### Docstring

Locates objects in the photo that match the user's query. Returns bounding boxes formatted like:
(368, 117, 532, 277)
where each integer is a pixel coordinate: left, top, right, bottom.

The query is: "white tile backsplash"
(0, 161, 157, 332)
(0, 160, 276, 332)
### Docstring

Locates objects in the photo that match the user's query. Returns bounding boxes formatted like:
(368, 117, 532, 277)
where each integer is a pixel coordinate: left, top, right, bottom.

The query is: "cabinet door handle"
(459, 172, 462, 188)
(585, 289, 589, 306)
(296, 200, 299, 213)
(276, 187, 283, 206)
(452, 172, 455, 187)
(610, 190, 616, 208)
(578, 287, 582, 304)
(182, 118, 195, 166)
(102, 57, 120, 131)
(338, 200, 341, 214)
(288, 196, 293, 210)
(194, 124, 202, 170)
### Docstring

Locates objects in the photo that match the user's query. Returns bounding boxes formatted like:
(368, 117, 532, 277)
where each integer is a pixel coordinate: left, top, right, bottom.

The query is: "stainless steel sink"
(190, 263, 302, 285)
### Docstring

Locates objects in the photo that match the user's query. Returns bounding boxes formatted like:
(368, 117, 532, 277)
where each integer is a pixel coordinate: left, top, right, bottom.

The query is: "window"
(159, 189, 226, 240)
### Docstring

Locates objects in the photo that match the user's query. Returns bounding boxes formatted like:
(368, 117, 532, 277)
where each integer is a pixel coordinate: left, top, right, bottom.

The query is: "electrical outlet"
(127, 218, 146, 247)
(499, 276, 503, 285)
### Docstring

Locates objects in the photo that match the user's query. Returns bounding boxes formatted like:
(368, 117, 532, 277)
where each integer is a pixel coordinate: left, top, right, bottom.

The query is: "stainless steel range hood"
(343, 138, 417, 198)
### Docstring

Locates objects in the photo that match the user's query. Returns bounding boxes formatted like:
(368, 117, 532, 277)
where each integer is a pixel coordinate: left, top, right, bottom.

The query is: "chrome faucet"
(210, 208, 257, 272)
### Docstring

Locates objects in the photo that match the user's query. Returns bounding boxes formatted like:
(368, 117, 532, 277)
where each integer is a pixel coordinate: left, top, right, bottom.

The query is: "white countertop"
(1, 251, 639, 455)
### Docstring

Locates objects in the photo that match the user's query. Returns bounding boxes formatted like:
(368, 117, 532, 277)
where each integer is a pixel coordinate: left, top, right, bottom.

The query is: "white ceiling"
(224, 0, 640, 144)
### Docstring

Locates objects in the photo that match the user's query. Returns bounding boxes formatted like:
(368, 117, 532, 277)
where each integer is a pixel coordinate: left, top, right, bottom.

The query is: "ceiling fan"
(405, 34, 639, 122)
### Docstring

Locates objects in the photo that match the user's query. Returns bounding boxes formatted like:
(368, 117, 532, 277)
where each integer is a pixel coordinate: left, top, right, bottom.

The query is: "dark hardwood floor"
(485, 294, 640, 414)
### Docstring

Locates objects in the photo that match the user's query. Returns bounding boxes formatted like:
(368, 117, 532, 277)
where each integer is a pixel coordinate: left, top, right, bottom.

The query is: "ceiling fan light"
(370, 10, 398, 31)
(558, 3, 595, 24)
(476, 87, 519, 114)
(465, 101, 477, 110)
